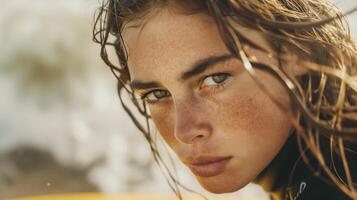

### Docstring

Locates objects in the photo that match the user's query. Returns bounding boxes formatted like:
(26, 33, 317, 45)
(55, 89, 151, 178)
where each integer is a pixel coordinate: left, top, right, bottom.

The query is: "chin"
(196, 175, 248, 194)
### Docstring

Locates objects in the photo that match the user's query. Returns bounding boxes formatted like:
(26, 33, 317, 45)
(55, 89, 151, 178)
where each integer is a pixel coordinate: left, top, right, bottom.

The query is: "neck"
(253, 133, 301, 198)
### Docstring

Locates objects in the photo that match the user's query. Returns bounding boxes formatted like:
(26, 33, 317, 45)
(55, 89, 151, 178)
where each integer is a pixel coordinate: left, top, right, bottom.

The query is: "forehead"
(122, 6, 276, 84)
(122, 8, 230, 82)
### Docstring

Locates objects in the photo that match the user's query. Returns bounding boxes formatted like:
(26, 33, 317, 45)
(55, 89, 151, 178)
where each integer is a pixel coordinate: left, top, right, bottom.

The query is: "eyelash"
(140, 89, 170, 104)
(140, 72, 231, 104)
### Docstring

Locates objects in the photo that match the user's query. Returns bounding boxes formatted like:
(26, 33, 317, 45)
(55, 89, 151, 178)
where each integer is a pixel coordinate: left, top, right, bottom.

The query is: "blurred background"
(0, 0, 356, 199)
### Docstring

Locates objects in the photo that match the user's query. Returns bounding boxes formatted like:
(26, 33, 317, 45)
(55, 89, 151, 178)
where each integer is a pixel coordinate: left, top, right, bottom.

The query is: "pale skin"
(123, 6, 307, 194)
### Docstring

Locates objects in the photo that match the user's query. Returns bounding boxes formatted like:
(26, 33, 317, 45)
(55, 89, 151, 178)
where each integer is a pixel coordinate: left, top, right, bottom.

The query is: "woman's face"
(123, 7, 298, 193)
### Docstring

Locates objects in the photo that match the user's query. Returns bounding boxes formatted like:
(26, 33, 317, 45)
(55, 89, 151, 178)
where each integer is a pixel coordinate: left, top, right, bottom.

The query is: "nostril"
(192, 133, 206, 142)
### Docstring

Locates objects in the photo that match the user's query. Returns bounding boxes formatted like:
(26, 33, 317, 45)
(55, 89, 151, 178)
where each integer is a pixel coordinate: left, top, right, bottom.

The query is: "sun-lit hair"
(93, 0, 357, 199)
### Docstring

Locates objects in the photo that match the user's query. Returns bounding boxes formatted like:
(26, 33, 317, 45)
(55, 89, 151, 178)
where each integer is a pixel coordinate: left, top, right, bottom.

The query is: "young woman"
(93, 0, 357, 199)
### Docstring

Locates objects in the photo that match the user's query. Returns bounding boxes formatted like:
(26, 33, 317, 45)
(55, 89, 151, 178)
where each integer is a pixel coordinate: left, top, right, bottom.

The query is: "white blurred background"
(0, 0, 356, 199)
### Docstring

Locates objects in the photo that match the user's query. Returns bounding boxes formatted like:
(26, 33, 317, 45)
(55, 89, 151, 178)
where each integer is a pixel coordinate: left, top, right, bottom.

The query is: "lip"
(185, 156, 233, 177)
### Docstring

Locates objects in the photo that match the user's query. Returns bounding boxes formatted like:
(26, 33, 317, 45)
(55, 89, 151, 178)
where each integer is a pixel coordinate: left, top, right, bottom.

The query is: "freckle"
(241, 97, 263, 132)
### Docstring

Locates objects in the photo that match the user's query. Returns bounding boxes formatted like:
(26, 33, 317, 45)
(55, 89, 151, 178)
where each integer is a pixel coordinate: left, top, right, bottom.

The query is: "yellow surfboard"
(10, 193, 178, 200)
(10, 193, 265, 200)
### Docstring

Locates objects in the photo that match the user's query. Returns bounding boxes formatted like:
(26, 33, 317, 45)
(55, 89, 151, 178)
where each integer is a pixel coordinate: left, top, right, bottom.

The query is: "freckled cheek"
(149, 106, 177, 148)
(213, 72, 292, 137)
(213, 94, 265, 134)
(212, 87, 291, 144)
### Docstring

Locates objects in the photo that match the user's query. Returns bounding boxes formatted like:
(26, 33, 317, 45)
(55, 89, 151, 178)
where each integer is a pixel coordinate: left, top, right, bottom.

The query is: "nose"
(174, 97, 212, 144)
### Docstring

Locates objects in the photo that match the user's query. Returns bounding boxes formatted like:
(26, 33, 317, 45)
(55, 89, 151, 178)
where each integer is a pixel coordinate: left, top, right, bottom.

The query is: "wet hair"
(93, 0, 357, 199)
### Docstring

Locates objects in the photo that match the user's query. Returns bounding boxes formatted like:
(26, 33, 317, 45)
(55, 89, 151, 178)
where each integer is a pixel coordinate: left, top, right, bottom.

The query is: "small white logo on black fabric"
(293, 181, 307, 200)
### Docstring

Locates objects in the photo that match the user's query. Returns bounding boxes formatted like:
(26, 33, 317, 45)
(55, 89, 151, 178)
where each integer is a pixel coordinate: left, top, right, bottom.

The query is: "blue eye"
(201, 73, 230, 87)
(141, 90, 170, 104)
(140, 73, 230, 104)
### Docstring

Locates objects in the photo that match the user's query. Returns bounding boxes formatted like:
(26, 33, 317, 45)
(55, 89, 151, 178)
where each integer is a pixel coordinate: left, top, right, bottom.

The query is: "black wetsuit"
(254, 133, 357, 200)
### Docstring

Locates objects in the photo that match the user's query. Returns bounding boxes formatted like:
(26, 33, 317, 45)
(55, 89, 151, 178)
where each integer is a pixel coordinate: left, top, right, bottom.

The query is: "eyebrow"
(181, 54, 234, 80)
(130, 54, 235, 92)
(130, 81, 161, 91)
